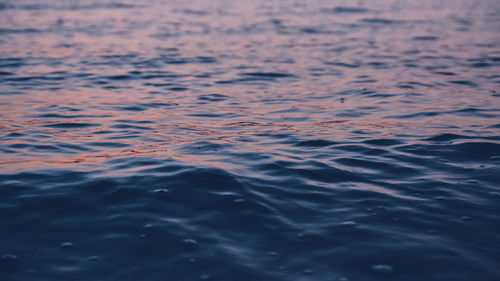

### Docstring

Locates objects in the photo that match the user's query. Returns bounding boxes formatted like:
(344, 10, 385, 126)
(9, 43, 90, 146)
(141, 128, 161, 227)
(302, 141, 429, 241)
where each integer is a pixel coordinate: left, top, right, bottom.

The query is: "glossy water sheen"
(1, 0, 500, 280)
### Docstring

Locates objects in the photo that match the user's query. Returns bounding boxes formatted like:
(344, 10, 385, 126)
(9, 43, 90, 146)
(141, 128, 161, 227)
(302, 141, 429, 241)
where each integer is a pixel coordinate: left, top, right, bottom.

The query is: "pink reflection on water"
(1, 0, 499, 176)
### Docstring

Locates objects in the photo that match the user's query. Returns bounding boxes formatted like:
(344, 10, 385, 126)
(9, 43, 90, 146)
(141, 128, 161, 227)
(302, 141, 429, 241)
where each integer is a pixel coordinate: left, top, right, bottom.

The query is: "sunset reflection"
(1, 1, 500, 281)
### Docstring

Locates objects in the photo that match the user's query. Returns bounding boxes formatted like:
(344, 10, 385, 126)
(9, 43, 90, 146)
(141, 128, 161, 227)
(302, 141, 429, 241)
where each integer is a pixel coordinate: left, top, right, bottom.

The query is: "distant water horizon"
(1, 0, 499, 280)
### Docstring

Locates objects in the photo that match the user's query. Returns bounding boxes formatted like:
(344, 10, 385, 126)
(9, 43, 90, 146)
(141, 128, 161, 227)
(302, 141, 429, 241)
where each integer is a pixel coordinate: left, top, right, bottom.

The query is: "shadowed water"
(1, 0, 500, 280)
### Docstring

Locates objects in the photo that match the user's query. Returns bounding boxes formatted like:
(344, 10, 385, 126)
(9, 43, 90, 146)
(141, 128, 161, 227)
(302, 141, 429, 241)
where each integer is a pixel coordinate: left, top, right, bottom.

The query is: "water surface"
(1, 0, 500, 280)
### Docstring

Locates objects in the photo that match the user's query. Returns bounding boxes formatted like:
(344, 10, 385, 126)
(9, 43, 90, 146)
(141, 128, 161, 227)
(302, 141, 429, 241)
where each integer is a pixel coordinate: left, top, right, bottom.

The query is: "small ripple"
(324, 61, 359, 68)
(396, 142, 500, 162)
(43, 123, 99, 128)
(322, 7, 369, 14)
(363, 139, 404, 146)
(448, 80, 478, 87)
(425, 134, 474, 142)
(110, 124, 153, 130)
(470, 62, 492, 68)
(413, 36, 439, 41)
(361, 18, 397, 24)
(240, 72, 295, 78)
(294, 139, 336, 148)
(336, 157, 420, 177)
(198, 94, 229, 102)
(88, 142, 130, 148)
(106, 75, 132, 80)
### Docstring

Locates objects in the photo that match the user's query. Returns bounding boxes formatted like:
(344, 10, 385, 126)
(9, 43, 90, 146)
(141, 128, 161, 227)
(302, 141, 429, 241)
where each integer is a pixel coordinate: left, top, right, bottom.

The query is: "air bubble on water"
(340, 221, 357, 226)
(1, 254, 19, 261)
(153, 189, 169, 194)
(184, 239, 197, 245)
(371, 264, 393, 273)
(60, 242, 73, 248)
(87, 255, 100, 261)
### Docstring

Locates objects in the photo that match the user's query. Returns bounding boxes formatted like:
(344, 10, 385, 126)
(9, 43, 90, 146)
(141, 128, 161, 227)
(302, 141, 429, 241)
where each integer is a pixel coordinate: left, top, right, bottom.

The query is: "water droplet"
(371, 264, 393, 273)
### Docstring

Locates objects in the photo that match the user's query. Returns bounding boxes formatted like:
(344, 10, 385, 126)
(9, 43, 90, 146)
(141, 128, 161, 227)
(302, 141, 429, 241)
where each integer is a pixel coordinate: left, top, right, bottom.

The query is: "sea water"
(1, 1, 499, 280)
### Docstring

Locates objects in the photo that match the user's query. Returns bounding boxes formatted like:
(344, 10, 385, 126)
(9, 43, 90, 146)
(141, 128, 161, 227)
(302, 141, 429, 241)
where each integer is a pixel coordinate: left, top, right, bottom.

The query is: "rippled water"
(1, 0, 500, 280)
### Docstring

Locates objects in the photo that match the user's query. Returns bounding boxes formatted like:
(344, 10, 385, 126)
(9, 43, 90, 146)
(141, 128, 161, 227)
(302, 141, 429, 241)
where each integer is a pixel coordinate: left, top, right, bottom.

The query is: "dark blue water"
(1, 0, 500, 280)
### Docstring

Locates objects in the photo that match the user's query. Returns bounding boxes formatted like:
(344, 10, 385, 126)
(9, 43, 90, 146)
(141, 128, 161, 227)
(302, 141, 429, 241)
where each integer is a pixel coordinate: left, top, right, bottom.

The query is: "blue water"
(1, 0, 500, 280)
